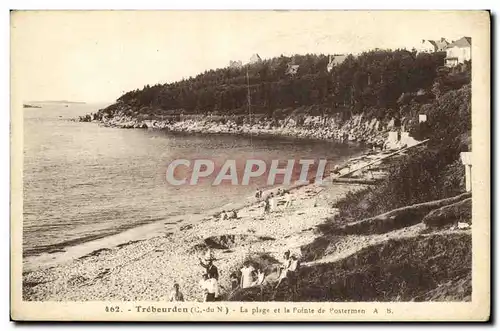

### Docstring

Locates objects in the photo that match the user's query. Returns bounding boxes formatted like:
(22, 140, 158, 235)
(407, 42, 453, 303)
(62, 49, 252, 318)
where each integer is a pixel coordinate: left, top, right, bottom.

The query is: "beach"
(22, 147, 471, 302)
(23, 148, 386, 301)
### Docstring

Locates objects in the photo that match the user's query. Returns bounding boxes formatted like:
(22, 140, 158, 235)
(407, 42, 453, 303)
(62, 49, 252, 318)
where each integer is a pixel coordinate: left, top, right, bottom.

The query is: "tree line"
(114, 50, 471, 120)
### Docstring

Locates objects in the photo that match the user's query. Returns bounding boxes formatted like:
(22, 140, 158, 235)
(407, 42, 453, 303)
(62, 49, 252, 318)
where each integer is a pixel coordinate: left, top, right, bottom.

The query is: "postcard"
(10, 10, 490, 321)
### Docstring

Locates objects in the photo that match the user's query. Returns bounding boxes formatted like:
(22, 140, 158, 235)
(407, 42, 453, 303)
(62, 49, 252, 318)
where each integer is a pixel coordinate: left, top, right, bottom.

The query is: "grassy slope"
(229, 232, 471, 302)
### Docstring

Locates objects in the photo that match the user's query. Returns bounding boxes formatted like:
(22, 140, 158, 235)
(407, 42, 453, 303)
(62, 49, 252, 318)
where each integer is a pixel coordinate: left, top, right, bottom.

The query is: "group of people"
(230, 261, 266, 291)
(218, 210, 238, 221)
(275, 250, 300, 291)
(257, 189, 293, 215)
(198, 252, 221, 302)
(168, 248, 301, 302)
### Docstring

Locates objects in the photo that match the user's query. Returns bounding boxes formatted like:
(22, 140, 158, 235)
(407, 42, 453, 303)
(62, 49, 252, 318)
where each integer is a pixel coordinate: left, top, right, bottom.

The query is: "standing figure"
(200, 274, 218, 302)
(230, 272, 240, 290)
(169, 283, 184, 302)
(240, 261, 256, 289)
(284, 191, 292, 209)
(263, 196, 271, 215)
(275, 250, 292, 289)
(199, 256, 219, 281)
(269, 193, 277, 212)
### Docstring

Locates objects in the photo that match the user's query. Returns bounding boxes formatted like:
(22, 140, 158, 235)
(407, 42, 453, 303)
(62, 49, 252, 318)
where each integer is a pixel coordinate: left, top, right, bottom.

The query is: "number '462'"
(105, 306, 120, 312)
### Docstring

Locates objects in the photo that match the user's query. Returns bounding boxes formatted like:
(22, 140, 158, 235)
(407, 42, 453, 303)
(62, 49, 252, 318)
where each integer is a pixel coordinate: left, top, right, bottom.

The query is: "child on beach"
(263, 197, 270, 215)
(169, 283, 184, 302)
(284, 191, 292, 209)
(240, 261, 256, 289)
(255, 189, 262, 200)
(253, 268, 265, 286)
(269, 193, 277, 212)
(230, 272, 240, 290)
(220, 211, 228, 221)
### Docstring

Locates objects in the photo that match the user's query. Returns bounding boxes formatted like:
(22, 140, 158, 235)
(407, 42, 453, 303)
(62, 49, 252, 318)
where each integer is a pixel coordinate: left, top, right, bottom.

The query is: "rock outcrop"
(80, 104, 421, 148)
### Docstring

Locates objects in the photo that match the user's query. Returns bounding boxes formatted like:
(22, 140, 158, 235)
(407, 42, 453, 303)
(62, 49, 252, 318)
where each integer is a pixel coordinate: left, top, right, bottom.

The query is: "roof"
(329, 54, 347, 66)
(249, 53, 262, 63)
(448, 37, 472, 48)
(426, 39, 449, 51)
(286, 64, 300, 74)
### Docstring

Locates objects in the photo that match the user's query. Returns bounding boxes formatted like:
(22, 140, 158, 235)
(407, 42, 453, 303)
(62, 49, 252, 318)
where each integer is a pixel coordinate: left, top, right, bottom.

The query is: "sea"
(23, 103, 364, 259)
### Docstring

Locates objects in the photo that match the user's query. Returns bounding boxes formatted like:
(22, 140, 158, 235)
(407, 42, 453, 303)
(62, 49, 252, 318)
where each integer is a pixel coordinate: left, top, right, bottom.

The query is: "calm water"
(23, 103, 363, 256)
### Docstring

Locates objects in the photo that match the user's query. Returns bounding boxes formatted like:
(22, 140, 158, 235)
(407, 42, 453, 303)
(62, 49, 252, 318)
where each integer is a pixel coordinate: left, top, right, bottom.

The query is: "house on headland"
(249, 53, 262, 64)
(229, 60, 242, 69)
(327, 54, 347, 72)
(444, 37, 471, 67)
(286, 63, 300, 76)
(419, 38, 449, 53)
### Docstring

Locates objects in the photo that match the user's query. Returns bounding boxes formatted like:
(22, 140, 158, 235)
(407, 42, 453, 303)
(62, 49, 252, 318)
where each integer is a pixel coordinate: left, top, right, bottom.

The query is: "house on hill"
(419, 38, 449, 53)
(327, 55, 347, 72)
(229, 60, 242, 69)
(445, 37, 472, 67)
(249, 53, 262, 64)
(286, 63, 300, 76)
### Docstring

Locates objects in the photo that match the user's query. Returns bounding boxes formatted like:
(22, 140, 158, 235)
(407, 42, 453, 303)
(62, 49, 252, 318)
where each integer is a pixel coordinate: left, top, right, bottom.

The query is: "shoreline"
(81, 109, 396, 148)
(22, 144, 370, 273)
(23, 148, 386, 301)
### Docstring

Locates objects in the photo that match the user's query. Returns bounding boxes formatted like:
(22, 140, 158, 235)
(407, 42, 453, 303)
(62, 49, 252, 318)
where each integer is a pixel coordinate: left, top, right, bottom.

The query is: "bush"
(231, 233, 472, 302)
(423, 198, 472, 228)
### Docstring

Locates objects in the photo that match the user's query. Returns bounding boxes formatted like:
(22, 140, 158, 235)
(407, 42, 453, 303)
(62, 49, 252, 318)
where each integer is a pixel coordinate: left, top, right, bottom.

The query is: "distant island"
(23, 104, 42, 108)
(28, 100, 86, 104)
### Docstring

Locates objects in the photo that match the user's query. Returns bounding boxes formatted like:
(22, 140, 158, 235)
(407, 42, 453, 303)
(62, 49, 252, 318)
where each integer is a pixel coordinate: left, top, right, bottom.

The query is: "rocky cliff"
(81, 104, 417, 149)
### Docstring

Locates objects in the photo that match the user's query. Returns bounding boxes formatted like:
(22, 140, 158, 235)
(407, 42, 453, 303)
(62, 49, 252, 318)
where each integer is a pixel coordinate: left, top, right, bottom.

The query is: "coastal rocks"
(79, 114, 92, 122)
(203, 234, 276, 250)
(190, 234, 276, 252)
(82, 104, 401, 147)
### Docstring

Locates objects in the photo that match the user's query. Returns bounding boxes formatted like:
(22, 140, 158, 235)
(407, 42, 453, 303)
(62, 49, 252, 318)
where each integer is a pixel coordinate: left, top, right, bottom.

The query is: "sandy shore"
(22, 150, 396, 302)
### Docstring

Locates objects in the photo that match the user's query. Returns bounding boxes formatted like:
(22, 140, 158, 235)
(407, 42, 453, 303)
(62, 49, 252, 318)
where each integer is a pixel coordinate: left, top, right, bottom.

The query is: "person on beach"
(284, 191, 292, 209)
(287, 254, 300, 295)
(199, 256, 219, 281)
(230, 210, 238, 219)
(255, 189, 262, 200)
(263, 196, 271, 215)
(169, 283, 184, 302)
(240, 261, 256, 289)
(275, 250, 291, 289)
(275, 252, 301, 296)
(253, 268, 265, 286)
(200, 274, 218, 302)
(268, 193, 276, 212)
(220, 210, 228, 221)
(230, 272, 240, 290)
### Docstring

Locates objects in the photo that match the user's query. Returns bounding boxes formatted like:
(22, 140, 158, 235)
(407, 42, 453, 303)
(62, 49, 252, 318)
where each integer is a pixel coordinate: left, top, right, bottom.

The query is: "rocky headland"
(79, 103, 418, 150)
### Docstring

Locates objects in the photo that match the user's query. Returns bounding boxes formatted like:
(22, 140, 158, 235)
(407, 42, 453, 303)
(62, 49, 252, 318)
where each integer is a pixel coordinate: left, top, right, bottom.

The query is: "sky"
(11, 11, 486, 103)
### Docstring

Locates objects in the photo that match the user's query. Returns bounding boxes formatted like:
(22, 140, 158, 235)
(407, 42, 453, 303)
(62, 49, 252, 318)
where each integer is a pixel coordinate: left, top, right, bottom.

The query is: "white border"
(4, 1, 498, 330)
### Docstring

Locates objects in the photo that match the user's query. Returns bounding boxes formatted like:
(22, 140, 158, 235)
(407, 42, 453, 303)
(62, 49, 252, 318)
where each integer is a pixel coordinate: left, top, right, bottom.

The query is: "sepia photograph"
(10, 10, 490, 321)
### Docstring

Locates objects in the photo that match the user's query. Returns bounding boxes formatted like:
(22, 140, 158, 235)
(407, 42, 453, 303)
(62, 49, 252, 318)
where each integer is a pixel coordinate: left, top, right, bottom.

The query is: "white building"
(460, 152, 472, 192)
(249, 53, 262, 64)
(419, 38, 449, 53)
(286, 64, 299, 76)
(445, 37, 471, 67)
(229, 60, 242, 69)
(327, 54, 347, 72)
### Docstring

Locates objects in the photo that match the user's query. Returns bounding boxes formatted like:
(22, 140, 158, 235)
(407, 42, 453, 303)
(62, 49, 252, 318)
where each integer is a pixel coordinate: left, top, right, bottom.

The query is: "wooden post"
(460, 152, 472, 192)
